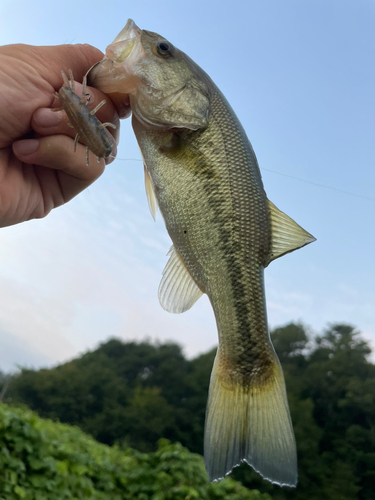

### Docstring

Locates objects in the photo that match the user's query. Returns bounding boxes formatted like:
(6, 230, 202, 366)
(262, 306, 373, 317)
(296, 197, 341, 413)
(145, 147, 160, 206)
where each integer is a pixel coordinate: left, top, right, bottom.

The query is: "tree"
(6, 340, 210, 453)
(3, 323, 375, 499)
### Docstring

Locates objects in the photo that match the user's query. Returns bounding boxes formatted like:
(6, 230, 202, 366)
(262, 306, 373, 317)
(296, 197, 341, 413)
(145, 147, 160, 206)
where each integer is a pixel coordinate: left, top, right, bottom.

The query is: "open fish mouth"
(87, 19, 141, 95)
(105, 19, 141, 62)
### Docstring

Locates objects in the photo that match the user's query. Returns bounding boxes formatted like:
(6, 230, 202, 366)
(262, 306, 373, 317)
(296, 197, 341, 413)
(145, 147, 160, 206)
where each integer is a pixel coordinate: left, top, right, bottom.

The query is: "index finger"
(8, 43, 105, 91)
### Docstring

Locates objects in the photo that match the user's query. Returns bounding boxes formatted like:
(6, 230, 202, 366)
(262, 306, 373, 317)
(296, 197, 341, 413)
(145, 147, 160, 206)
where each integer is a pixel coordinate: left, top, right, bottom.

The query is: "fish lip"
(111, 19, 141, 45)
(87, 58, 116, 88)
(88, 19, 142, 91)
(85, 60, 105, 87)
(105, 19, 141, 62)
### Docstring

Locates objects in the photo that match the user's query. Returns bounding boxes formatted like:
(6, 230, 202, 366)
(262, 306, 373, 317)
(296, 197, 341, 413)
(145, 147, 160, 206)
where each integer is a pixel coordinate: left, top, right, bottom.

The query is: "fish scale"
(198, 91, 271, 367)
(89, 18, 316, 486)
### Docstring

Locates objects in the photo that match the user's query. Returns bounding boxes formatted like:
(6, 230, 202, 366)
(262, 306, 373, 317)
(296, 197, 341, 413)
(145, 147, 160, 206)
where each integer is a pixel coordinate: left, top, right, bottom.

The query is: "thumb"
(28, 43, 104, 90)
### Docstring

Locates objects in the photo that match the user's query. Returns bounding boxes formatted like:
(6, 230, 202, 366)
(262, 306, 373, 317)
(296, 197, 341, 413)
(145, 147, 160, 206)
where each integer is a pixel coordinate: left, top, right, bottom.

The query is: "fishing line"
(109, 156, 375, 203)
(261, 168, 375, 202)
(109, 156, 142, 161)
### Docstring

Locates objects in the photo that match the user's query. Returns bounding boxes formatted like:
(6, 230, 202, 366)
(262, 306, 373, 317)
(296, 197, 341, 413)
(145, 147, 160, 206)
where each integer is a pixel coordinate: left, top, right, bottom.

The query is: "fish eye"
(159, 42, 169, 51)
(157, 41, 173, 57)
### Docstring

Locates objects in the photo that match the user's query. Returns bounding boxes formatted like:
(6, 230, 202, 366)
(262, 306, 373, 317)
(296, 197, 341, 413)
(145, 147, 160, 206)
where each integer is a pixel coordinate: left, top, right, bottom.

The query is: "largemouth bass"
(89, 19, 315, 486)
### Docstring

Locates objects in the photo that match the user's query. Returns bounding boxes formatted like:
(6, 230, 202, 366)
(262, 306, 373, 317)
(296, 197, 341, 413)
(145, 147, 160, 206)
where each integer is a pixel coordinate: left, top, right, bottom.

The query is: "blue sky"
(0, 0, 374, 370)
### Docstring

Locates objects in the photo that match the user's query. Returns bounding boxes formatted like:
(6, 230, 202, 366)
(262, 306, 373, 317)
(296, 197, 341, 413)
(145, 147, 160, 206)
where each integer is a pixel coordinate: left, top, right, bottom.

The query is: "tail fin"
(204, 352, 297, 486)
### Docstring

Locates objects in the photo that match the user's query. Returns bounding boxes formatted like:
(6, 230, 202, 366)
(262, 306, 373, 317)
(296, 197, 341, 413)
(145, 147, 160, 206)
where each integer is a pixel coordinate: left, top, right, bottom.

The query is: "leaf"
(28, 458, 45, 470)
(56, 460, 69, 476)
(13, 485, 26, 498)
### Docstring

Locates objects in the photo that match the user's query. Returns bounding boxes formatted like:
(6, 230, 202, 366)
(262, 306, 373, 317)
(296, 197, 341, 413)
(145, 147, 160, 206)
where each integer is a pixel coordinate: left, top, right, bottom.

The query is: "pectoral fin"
(144, 165, 158, 220)
(266, 200, 316, 266)
(159, 246, 203, 313)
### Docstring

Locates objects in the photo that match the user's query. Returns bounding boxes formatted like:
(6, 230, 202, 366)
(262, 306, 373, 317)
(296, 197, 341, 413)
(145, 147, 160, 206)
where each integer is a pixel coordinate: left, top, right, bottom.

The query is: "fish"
(89, 19, 316, 486)
(54, 70, 116, 165)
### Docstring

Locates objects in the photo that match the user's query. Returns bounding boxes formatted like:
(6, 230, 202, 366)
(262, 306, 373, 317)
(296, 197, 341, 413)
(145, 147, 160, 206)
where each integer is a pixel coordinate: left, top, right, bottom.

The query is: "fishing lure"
(54, 70, 116, 166)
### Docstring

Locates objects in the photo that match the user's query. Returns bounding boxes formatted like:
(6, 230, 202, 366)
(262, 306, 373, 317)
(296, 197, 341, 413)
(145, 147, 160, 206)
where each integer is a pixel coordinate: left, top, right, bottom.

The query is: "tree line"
(2, 323, 374, 500)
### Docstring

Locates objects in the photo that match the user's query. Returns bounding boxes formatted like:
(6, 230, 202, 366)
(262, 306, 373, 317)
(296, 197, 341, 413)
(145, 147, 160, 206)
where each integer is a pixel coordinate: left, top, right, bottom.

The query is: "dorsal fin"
(144, 164, 158, 220)
(266, 200, 316, 266)
(159, 246, 203, 313)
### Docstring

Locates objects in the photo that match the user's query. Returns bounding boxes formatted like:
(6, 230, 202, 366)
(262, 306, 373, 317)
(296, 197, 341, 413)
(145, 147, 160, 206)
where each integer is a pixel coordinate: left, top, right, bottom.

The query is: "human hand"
(0, 43, 123, 228)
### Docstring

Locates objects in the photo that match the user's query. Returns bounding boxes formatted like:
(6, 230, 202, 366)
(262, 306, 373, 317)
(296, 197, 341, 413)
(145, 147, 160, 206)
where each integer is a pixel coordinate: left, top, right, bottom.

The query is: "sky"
(0, 0, 374, 371)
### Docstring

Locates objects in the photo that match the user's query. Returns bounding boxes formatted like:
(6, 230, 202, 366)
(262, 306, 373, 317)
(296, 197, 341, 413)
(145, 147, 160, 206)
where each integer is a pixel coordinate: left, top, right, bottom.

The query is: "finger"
(41, 44, 105, 91)
(32, 83, 120, 145)
(13, 134, 105, 180)
(2, 43, 104, 94)
(105, 92, 131, 120)
(13, 135, 108, 205)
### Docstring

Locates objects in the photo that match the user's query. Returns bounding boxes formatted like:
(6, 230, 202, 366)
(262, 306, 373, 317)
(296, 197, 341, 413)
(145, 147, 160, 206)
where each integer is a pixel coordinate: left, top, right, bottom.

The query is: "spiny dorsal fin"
(159, 246, 203, 313)
(266, 200, 316, 266)
(144, 164, 158, 220)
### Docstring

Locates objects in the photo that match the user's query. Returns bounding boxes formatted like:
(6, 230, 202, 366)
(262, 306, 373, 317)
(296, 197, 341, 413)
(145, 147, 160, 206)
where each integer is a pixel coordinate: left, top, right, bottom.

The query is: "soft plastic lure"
(54, 70, 115, 165)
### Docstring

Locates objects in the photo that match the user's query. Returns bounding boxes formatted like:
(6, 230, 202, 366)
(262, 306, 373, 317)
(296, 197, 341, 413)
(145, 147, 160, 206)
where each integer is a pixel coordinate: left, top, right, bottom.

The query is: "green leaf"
(13, 485, 26, 498)
(28, 458, 45, 470)
(56, 460, 69, 476)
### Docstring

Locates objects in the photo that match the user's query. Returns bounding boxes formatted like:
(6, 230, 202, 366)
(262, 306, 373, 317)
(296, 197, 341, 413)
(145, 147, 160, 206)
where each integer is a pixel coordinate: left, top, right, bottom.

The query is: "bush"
(0, 404, 270, 500)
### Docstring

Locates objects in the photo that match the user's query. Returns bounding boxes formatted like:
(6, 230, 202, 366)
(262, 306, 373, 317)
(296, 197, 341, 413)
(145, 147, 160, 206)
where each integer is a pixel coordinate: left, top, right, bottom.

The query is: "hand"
(0, 43, 122, 228)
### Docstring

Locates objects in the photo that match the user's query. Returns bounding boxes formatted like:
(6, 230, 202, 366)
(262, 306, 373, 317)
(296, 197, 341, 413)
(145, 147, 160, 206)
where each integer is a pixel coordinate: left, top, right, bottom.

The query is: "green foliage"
(6, 341, 205, 453)
(0, 404, 269, 499)
(3, 323, 375, 499)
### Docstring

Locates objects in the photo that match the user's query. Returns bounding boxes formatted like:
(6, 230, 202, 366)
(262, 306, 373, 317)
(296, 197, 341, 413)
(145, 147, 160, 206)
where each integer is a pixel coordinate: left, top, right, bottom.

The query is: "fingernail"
(33, 108, 62, 127)
(13, 139, 39, 156)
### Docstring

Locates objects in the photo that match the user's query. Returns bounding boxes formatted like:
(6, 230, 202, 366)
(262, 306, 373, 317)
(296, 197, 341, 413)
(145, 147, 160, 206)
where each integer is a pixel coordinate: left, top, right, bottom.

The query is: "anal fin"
(159, 246, 203, 313)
